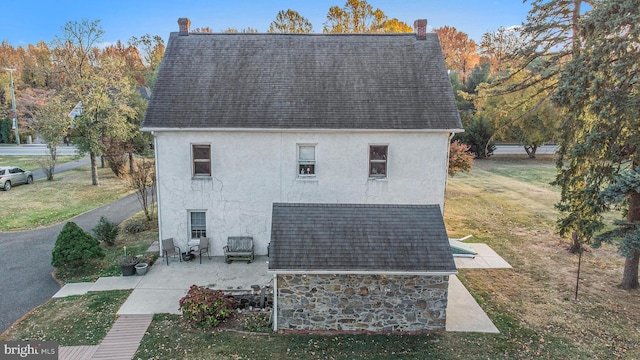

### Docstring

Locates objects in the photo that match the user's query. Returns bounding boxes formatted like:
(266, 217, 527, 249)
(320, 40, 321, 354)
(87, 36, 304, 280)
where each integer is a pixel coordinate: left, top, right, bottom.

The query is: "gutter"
(268, 270, 458, 276)
(141, 127, 465, 134)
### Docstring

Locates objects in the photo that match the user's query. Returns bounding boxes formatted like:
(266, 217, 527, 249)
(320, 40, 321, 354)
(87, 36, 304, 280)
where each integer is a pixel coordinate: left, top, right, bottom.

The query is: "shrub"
(448, 140, 475, 177)
(93, 216, 120, 246)
(52, 222, 104, 274)
(179, 285, 235, 328)
(454, 116, 496, 159)
(243, 312, 272, 333)
(117, 254, 138, 266)
(124, 220, 147, 234)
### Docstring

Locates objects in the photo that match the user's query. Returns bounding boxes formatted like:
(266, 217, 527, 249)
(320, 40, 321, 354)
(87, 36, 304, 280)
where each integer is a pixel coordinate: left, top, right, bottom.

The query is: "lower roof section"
(268, 203, 456, 273)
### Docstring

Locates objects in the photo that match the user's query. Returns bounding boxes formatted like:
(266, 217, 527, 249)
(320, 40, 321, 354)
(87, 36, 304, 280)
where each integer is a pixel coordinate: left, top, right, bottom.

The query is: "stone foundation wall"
(276, 274, 449, 332)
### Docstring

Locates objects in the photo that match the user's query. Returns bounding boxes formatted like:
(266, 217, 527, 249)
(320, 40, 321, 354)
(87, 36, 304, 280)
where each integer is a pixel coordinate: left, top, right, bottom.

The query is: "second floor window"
(369, 145, 388, 178)
(192, 144, 211, 176)
(298, 144, 316, 177)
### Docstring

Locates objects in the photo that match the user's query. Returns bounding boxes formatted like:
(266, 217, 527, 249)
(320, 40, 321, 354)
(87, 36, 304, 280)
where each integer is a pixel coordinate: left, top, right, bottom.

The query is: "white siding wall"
(154, 130, 450, 255)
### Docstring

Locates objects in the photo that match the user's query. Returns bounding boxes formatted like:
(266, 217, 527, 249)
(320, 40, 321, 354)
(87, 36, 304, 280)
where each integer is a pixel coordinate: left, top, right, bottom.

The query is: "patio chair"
(197, 237, 211, 264)
(162, 238, 181, 265)
(224, 236, 254, 263)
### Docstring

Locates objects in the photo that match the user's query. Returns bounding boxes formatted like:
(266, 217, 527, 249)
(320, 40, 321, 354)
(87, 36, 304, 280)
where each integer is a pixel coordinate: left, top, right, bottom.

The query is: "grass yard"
(133, 155, 639, 359)
(3, 155, 639, 359)
(0, 290, 131, 346)
(0, 155, 79, 172)
(0, 166, 133, 231)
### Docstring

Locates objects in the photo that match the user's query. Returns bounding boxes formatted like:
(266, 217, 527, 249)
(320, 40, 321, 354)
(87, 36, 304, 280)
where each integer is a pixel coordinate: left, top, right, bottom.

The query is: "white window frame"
(192, 144, 211, 177)
(188, 210, 207, 240)
(297, 144, 317, 178)
(369, 144, 388, 178)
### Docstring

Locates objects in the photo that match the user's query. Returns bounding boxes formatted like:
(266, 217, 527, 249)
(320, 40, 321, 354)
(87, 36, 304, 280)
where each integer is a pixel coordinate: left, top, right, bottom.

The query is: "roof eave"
(141, 127, 465, 133)
(268, 269, 458, 276)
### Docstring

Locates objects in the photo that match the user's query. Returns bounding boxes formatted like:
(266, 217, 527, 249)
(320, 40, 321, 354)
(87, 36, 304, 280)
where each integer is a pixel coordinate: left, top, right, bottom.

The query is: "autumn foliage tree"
(434, 26, 480, 81)
(323, 0, 412, 34)
(269, 9, 313, 33)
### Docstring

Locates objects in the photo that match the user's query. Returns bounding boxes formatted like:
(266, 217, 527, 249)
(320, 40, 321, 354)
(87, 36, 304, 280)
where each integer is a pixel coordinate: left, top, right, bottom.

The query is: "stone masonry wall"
(276, 274, 449, 332)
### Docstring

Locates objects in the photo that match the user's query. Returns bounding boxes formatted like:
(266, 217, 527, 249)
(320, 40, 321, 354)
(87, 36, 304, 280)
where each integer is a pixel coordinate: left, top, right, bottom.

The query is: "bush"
(243, 312, 272, 333)
(448, 140, 475, 177)
(454, 116, 496, 159)
(179, 285, 235, 328)
(93, 216, 120, 246)
(124, 220, 147, 234)
(52, 222, 104, 274)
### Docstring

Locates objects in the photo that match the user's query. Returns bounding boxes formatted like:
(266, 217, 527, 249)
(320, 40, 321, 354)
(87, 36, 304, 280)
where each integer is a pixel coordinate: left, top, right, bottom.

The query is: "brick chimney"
(178, 18, 191, 36)
(414, 19, 427, 40)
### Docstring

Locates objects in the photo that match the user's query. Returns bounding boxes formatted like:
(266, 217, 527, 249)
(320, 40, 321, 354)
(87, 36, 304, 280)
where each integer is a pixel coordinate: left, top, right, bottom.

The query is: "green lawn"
(0, 155, 79, 172)
(2, 155, 637, 359)
(0, 166, 133, 231)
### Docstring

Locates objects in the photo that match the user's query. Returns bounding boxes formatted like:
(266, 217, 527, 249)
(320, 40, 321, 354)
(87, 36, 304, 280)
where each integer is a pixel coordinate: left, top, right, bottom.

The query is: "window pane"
(193, 145, 210, 160)
(370, 162, 386, 176)
(299, 146, 315, 161)
(299, 164, 315, 175)
(194, 161, 211, 175)
(190, 212, 206, 238)
(370, 145, 387, 160)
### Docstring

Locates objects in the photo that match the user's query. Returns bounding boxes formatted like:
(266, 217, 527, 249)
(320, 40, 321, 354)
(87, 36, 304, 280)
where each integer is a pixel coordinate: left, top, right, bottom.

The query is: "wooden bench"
(224, 236, 254, 263)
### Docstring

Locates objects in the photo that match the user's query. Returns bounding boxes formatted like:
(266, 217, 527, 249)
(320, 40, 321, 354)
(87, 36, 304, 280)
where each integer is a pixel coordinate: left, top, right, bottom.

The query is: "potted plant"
(118, 254, 138, 276)
(135, 262, 148, 275)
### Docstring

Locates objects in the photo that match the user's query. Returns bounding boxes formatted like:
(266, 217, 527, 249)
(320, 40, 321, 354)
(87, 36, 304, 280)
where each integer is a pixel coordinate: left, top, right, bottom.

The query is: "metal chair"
(162, 238, 181, 265)
(197, 237, 211, 264)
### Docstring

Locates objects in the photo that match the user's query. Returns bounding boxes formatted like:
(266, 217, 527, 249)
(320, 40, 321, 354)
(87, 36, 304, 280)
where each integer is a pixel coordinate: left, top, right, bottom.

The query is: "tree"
(51, 19, 136, 186)
(129, 157, 156, 221)
(553, 0, 640, 289)
(128, 34, 165, 89)
(269, 9, 313, 33)
(479, 26, 525, 76)
(433, 26, 480, 81)
(35, 93, 72, 180)
(323, 0, 384, 33)
(475, 69, 559, 158)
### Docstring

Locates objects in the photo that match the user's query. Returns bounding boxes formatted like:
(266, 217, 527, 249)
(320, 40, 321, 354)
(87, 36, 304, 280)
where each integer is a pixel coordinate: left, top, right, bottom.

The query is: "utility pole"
(3, 68, 20, 145)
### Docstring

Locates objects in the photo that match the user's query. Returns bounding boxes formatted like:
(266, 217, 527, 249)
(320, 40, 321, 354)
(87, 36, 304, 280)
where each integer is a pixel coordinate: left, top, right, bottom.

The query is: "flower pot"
(121, 264, 136, 276)
(135, 262, 148, 275)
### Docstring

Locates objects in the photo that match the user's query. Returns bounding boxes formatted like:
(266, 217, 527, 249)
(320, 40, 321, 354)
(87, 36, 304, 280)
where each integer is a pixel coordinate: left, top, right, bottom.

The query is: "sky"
(1, 0, 532, 47)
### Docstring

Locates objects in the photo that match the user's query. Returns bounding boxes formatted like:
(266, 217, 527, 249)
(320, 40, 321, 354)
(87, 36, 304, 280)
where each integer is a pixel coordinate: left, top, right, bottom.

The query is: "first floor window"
(298, 144, 316, 177)
(190, 211, 207, 238)
(192, 144, 211, 176)
(369, 145, 388, 178)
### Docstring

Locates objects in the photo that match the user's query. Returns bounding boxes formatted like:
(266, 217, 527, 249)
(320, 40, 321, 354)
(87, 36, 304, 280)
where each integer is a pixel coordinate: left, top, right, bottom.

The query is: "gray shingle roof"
(142, 32, 462, 130)
(269, 203, 456, 273)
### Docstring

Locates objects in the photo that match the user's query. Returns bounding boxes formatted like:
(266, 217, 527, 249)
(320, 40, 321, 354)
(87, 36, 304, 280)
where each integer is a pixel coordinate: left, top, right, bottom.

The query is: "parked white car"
(0, 166, 33, 191)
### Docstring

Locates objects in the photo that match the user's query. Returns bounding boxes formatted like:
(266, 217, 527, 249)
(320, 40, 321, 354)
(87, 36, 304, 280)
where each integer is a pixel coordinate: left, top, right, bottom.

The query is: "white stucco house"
(142, 18, 464, 332)
(142, 17, 462, 258)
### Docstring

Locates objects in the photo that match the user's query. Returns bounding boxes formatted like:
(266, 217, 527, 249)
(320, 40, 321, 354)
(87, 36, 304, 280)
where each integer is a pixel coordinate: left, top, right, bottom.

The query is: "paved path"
(0, 192, 147, 333)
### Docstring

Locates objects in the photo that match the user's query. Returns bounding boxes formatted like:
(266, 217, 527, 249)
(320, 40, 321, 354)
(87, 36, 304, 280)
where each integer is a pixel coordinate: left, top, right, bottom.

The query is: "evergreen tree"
(553, 0, 640, 289)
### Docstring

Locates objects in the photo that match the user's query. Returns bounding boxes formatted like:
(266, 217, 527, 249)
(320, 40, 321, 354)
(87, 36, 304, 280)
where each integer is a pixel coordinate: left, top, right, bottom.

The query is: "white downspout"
(152, 132, 163, 249)
(272, 273, 278, 332)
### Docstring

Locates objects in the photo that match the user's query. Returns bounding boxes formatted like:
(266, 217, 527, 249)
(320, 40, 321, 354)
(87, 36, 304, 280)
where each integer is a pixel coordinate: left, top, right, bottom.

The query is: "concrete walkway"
(53, 244, 509, 359)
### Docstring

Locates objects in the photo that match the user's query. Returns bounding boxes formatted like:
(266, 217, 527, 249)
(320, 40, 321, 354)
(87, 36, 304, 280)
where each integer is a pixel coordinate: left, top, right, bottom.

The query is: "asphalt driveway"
(0, 192, 147, 333)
